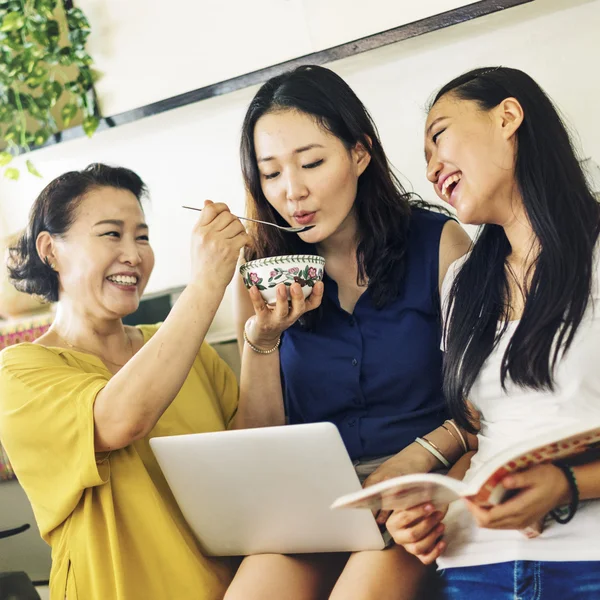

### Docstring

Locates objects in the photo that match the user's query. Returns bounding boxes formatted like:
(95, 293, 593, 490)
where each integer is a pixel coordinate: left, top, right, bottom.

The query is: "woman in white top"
(386, 66, 600, 598)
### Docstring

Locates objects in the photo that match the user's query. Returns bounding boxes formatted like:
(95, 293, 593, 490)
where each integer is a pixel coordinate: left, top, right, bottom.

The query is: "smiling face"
(253, 109, 370, 245)
(49, 186, 155, 319)
(424, 93, 522, 226)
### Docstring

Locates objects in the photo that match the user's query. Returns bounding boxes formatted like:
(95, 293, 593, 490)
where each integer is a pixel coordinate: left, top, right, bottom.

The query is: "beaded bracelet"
(243, 329, 281, 354)
(550, 461, 579, 525)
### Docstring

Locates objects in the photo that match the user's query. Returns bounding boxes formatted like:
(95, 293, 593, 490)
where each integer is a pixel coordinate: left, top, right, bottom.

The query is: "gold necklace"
(52, 328, 134, 368)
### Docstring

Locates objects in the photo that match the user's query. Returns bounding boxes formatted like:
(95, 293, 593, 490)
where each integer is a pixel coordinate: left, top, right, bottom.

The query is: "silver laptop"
(150, 422, 384, 556)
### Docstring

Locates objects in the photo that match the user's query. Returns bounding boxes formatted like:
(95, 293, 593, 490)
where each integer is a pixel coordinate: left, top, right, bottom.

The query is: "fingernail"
(424, 504, 434, 514)
(436, 524, 445, 533)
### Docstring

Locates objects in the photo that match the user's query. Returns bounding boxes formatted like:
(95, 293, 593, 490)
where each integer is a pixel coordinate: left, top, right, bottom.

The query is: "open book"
(332, 421, 600, 514)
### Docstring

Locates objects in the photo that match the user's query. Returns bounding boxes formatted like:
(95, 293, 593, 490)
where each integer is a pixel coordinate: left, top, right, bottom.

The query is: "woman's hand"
(386, 502, 448, 565)
(363, 441, 450, 526)
(382, 449, 475, 564)
(464, 463, 570, 531)
(245, 280, 324, 348)
(190, 200, 251, 289)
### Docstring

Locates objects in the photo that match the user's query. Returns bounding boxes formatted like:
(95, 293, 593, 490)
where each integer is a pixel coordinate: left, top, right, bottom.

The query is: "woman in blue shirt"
(230, 65, 471, 599)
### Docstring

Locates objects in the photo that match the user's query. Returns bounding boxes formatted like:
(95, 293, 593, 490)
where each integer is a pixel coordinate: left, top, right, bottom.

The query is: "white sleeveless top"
(438, 243, 600, 569)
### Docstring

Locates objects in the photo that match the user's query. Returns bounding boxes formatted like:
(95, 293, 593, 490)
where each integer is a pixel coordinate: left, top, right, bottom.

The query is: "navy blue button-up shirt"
(280, 208, 450, 460)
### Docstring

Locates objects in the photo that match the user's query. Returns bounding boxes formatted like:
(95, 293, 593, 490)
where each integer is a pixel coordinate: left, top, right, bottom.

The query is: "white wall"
(0, 0, 597, 341)
(80, 0, 480, 115)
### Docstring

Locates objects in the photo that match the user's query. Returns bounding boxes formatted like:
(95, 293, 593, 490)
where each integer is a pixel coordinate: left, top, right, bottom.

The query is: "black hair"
(8, 163, 148, 303)
(436, 67, 600, 431)
(240, 64, 440, 327)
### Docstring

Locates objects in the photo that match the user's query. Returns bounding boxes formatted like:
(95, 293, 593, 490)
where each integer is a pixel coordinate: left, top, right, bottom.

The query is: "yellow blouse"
(0, 324, 238, 600)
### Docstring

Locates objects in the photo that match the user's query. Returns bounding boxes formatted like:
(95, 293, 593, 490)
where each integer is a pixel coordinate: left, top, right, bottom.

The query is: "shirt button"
(348, 317, 355, 326)
(351, 358, 358, 366)
(348, 418, 356, 427)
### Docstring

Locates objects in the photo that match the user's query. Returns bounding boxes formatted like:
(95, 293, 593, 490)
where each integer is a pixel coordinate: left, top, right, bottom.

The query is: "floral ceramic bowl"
(240, 255, 326, 304)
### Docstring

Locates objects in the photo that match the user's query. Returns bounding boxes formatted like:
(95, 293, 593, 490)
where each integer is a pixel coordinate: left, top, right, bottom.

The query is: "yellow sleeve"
(199, 342, 239, 427)
(0, 344, 109, 536)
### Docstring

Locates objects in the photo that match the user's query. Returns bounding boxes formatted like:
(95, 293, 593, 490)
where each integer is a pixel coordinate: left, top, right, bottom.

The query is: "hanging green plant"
(0, 0, 99, 180)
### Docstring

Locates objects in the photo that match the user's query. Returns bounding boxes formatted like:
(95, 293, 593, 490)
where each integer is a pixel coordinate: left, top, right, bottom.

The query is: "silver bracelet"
(415, 437, 451, 468)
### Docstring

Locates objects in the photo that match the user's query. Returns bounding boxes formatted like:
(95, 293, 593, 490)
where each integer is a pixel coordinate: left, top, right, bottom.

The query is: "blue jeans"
(439, 561, 600, 600)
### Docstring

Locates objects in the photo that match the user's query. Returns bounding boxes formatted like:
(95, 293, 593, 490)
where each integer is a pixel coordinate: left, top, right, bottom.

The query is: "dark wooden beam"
(35, 0, 533, 154)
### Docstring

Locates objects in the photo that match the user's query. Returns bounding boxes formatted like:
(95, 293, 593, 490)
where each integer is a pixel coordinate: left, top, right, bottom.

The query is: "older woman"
(0, 164, 285, 600)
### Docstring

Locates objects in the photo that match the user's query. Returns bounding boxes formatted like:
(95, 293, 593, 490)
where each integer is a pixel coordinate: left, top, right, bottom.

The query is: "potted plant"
(0, 0, 98, 180)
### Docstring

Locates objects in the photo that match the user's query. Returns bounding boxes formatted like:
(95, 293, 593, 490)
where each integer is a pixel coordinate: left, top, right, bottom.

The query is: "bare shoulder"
(439, 219, 472, 290)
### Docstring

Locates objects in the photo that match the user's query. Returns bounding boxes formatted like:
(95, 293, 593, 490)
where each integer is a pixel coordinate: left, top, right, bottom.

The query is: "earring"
(49, 261, 56, 270)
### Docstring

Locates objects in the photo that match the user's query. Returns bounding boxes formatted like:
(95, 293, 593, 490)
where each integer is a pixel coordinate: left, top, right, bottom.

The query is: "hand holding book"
(332, 421, 600, 562)
(332, 422, 600, 512)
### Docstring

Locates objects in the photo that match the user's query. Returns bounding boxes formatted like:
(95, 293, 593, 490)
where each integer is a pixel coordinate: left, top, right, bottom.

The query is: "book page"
(331, 473, 466, 511)
(467, 423, 600, 505)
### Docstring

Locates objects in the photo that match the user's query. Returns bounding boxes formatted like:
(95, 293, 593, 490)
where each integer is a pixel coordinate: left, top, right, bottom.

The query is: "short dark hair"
(240, 65, 436, 327)
(8, 163, 148, 303)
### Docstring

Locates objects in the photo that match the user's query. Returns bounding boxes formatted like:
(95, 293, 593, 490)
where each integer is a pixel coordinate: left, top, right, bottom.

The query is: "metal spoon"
(182, 205, 314, 234)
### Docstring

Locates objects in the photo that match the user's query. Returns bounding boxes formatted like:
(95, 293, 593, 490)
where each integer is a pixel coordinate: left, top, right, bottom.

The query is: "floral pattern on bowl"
(240, 255, 325, 304)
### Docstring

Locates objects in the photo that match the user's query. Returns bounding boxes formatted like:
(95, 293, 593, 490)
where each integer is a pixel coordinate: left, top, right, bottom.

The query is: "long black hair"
(438, 67, 600, 431)
(240, 65, 432, 325)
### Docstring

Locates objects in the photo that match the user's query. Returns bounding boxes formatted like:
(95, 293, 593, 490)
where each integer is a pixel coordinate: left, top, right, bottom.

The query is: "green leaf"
(82, 115, 98, 137)
(0, 12, 25, 32)
(4, 166, 19, 180)
(69, 27, 90, 48)
(0, 151, 13, 166)
(66, 7, 90, 31)
(60, 102, 77, 127)
(46, 19, 59, 46)
(73, 50, 93, 68)
(34, 0, 57, 20)
(26, 159, 42, 177)
(17, 54, 36, 75)
(31, 27, 49, 47)
(26, 74, 45, 88)
(36, 94, 50, 109)
(0, 105, 14, 123)
(58, 46, 72, 66)
(76, 69, 93, 90)
(65, 79, 81, 94)
(2, 30, 23, 50)
(89, 67, 102, 83)
(3, 124, 21, 142)
(32, 127, 51, 146)
(42, 79, 62, 104)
